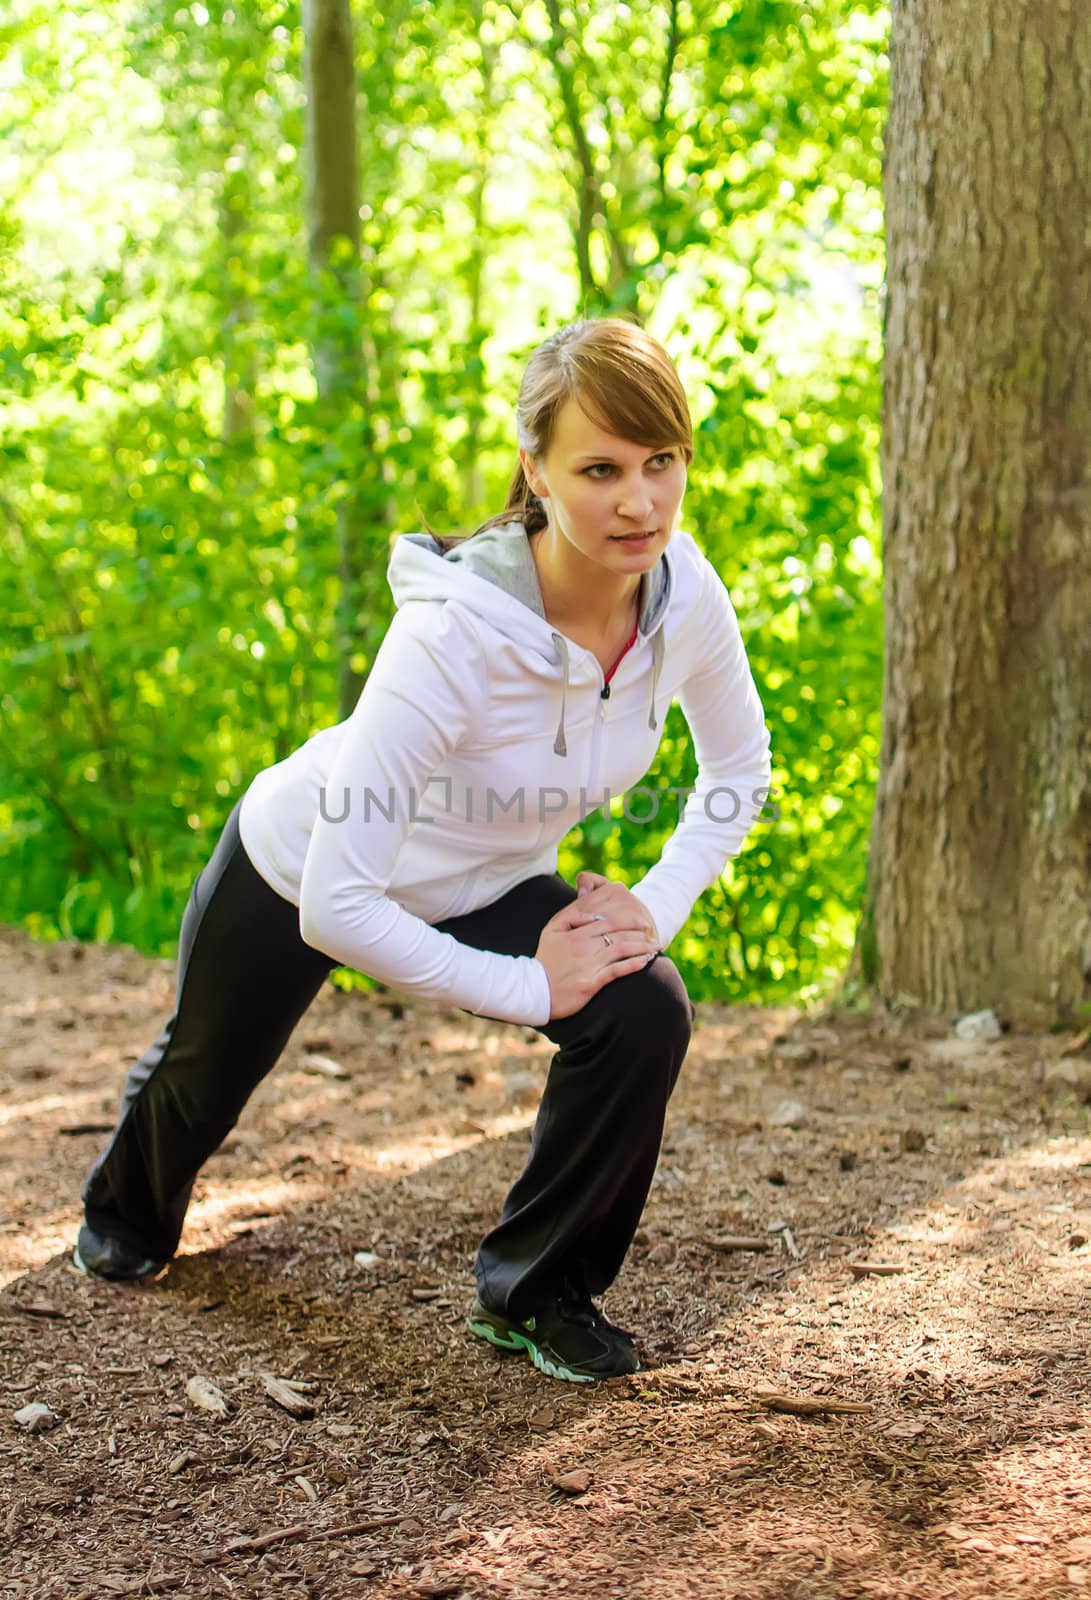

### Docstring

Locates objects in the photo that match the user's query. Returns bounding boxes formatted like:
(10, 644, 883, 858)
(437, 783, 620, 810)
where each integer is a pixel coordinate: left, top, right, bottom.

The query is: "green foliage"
(1, 0, 888, 1004)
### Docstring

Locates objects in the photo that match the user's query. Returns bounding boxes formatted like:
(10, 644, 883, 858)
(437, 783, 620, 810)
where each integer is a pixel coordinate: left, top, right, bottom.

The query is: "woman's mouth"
(610, 530, 657, 543)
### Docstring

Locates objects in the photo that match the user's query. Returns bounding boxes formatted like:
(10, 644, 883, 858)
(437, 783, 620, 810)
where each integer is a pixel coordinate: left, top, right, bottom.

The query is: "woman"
(75, 318, 771, 1385)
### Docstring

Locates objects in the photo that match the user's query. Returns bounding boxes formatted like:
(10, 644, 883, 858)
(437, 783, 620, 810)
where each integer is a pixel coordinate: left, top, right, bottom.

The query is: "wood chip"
(18, 1301, 67, 1320)
(754, 1389, 872, 1417)
(185, 1375, 229, 1416)
(847, 1261, 906, 1277)
(294, 1475, 318, 1501)
(550, 1468, 592, 1494)
(301, 1052, 349, 1079)
(705, 1235, 771, 1252)
(261, 1373, 317, 1419)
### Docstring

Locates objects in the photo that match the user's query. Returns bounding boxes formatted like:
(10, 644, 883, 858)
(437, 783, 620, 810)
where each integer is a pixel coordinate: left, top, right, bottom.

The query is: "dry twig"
(754, 1389, 873, 1417)
(200, 1514, 405, 1563)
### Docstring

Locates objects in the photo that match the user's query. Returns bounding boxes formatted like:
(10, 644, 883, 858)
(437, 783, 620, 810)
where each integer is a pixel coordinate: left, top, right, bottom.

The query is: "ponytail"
(495, 459, 549, 535)
(432, 458, 548, 552)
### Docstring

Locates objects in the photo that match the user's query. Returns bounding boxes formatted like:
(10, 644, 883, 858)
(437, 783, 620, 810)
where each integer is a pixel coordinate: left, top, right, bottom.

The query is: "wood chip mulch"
(1, 924, 1089, 1599)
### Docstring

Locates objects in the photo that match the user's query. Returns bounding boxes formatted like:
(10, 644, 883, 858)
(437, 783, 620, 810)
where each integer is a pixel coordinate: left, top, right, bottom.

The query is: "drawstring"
(647, 626, 665, 733)
(551, 632, 570, 756)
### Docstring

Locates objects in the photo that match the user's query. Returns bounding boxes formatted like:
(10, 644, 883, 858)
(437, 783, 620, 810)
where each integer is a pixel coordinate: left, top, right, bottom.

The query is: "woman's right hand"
(534, 901, 660, 1020)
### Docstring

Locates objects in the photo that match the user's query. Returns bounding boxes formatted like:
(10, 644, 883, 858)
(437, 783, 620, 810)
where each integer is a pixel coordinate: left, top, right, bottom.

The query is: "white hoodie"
(239, 523, 771, 1027)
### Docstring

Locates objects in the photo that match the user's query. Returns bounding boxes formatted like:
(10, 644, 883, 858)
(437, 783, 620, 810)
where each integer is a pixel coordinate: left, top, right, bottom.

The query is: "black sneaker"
(72, 1224, 165, 1283)
(468, 1282, 640, 1383)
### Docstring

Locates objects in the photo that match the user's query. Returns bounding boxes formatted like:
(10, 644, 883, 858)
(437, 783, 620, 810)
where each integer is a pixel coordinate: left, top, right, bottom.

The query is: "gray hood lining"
(395, 522, 673, 756)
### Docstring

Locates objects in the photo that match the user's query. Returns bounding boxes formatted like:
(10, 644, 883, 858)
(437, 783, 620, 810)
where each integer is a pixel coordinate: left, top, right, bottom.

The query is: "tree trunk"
(220, 149, 255, 444)
(461, 20, 494, 515)
(302, 0, 371, 719)
(540, 0, 607, 310)
(858, 0, 1091, 1023)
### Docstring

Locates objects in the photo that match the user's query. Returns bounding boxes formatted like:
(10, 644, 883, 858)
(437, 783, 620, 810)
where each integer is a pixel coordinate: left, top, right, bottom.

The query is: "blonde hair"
(439, 319, 693, 548)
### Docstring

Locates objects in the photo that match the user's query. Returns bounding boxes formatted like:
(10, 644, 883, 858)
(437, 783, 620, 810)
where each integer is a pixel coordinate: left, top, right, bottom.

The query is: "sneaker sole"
(470, 1304, 642, 1384)
(468, 1314, 599, 1383)
(71, 1244, 163, 1283)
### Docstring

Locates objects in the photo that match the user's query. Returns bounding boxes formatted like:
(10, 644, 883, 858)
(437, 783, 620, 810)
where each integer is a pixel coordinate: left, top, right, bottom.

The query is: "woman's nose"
(617, 478, 655, 520)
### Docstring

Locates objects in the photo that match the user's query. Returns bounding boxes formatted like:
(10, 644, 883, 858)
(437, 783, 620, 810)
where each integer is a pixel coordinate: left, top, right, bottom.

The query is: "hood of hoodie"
(388, 521, 674, 756)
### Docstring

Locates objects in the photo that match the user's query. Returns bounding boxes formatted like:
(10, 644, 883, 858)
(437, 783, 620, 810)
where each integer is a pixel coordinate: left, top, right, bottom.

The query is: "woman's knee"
(588, 955, 693, 1057)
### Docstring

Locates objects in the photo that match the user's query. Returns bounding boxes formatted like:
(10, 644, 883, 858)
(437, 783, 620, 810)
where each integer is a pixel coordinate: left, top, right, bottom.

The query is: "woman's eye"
(584, 453, 675, 479)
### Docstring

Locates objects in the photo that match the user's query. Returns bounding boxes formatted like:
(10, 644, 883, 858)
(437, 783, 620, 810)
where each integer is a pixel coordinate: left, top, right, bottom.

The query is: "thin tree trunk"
(651, 0, 681, 269)
(303, 0, 360, 336)
(541, 0, 605, 309)
(302, 0, 370, 719)
(220, 151, 255, 444)
(461, 24, 494, 514)
(857, 0, 1091, 1023)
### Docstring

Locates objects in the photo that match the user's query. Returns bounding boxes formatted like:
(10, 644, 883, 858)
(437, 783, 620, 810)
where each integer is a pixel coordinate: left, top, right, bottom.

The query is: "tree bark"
(541, 0, 603, 308)
(303, 0, 360, 296)
(220, 150, 255, 444)
(462, 14, 494, 514)
(302, 0, 371, 719)
(858, 0, 1091, 1022)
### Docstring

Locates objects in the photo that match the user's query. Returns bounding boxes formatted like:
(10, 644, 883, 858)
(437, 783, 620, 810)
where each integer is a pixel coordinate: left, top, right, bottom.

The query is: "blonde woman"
(77, 318, 771, 1384)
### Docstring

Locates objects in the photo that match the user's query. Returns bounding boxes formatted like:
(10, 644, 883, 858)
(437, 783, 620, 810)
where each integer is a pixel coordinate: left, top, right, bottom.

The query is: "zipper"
(585, 658, 609, 803)
(567, 619, 639, 810)
(583, 617, 645, 801)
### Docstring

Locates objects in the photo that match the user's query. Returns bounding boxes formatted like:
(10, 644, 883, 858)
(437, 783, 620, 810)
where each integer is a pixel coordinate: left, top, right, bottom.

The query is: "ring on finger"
(601, 932, 613, 947)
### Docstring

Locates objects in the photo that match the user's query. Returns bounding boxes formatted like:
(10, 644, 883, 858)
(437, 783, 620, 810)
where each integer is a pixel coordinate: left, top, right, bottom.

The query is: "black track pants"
(82, 802, 693, 1315)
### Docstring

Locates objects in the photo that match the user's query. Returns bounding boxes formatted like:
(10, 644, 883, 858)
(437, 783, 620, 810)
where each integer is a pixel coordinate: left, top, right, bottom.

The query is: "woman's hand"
(535, 897, 660, 1020)
(575, 871, 660, 945)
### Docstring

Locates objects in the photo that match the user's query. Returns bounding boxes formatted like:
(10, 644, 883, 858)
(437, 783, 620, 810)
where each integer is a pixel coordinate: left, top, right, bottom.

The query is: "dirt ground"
(2, 923, 1090, 1600)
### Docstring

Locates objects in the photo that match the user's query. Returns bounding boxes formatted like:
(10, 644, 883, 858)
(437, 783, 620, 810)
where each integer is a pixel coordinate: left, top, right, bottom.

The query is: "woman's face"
(521, 396, 688, 580)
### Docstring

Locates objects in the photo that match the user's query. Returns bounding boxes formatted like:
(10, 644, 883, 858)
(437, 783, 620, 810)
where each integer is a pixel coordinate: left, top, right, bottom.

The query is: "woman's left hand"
(576, 871, 660, 946)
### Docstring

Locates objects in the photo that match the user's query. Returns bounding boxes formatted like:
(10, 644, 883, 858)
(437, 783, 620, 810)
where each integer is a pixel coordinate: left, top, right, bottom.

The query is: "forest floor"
(1, 924, 1090, 1600)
